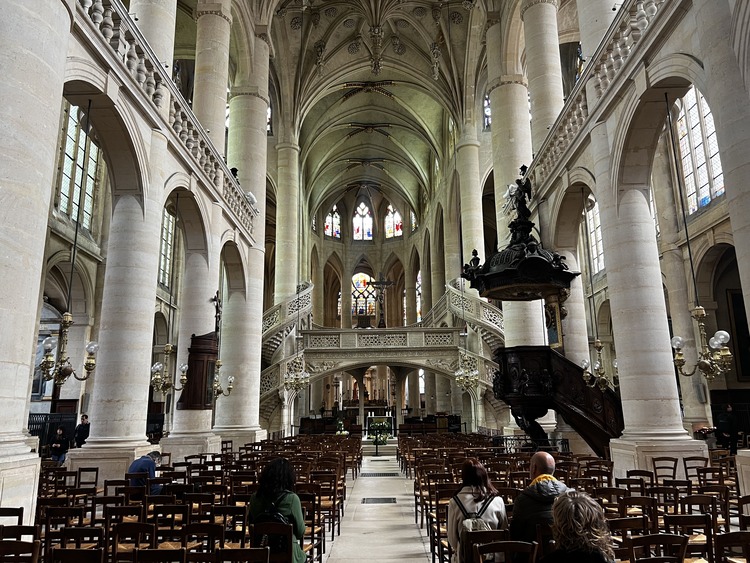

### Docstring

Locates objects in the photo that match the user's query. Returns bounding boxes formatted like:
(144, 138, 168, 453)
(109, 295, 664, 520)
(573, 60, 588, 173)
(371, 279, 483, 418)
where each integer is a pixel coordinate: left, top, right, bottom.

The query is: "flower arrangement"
(369, 421, 391, 445)
(335, 419, 349, 435)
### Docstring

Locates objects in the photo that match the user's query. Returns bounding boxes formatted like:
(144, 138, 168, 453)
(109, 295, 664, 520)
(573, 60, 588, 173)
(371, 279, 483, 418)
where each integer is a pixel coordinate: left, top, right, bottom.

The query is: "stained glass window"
(676, 86, 724, 214)
(324, 205, 341, 238)
(385, 205, 403, 238)
(483, 94, 491, 129)
(416, 270, 422, 323)
(353, 202, 373, 240)
(351, 273, 376, 315)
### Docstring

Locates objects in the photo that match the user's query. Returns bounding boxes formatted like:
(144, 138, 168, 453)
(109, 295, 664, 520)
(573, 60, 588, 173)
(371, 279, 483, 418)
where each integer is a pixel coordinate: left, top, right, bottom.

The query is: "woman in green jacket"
(249, 457, 306, 563)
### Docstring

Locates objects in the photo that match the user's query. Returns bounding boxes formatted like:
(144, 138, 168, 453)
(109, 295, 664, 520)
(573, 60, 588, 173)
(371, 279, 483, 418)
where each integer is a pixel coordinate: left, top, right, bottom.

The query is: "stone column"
(312, 253, 324, 325)
(192, 0, 231, 152)
(558, 252, 591, 368)
(591, 123, 705, 476)
(160, 243, 221, 461)
(520, 0, 565, 152)
(354, 375, 366, 430)
(215, 34, 270, 445)
(457, 127, 485, 267)
(431, 234, 446, 306)
(0, 0, 74, 518)
(274, 141, 301, 303)
(424, 373, 437, 415)
(130, 0, 176, 120)
(130, 0, 177, 70)
(575, 0, 616, 64)
(435, 374, 452, 413)
(652, 132, 710, 430)
(407, 371, 420, 416)
(341, 276, 352, 329)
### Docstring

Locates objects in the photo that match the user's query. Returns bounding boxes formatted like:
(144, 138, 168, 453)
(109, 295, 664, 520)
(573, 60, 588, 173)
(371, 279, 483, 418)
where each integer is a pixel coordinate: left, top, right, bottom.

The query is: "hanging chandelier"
(671, 306, 732, 382)
(150, 343, 188, 393)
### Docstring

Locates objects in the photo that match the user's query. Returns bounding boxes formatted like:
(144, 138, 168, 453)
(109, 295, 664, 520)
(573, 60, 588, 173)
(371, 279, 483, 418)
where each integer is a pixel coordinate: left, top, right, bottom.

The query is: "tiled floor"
(322, 455, 431, 562)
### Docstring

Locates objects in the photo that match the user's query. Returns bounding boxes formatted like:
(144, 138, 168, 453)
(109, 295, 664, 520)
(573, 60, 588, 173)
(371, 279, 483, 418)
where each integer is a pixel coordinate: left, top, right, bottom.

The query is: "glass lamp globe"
(43, 336, 58, 352)
(151, 362, 163, 374)
(671, 336, 684, 349)
(714, 330, 730, 345)
(85, 341, 99, 354)
(581, 359, 590, 369)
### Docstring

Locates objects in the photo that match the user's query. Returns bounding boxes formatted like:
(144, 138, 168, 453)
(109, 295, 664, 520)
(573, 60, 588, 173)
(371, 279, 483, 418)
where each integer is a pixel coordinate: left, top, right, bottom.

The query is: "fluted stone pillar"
(192, 0, 231, 152)
(457, 128, 485, 266)
(591, 123, 705, 476)
(0, 0, 75, 518)
(215, 35, 271, 445)
(275, 142, 301, 303)
(520, 0, 565, 152)
(651, 132, 710, 430)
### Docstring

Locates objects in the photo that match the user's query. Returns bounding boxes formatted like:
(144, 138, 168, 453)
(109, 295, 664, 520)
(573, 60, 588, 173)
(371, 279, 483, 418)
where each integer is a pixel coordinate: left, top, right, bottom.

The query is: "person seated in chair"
(541, 490, 615, 563)
(128, 451, 163, 495)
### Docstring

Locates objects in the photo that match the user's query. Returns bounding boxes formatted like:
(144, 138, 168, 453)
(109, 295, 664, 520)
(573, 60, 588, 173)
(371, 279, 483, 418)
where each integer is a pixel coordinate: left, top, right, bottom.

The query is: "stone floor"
(321, 454, 431, 563)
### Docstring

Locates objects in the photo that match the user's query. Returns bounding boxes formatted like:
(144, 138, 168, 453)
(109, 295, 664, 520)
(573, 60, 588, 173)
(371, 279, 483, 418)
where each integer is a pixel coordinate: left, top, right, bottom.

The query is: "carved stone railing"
(531, 0, 669, 187)
(259, 349, 304, 400)
(262, 282, 313, 338)
(419, 292, 449, 328)
(446, 280, 504, 334)
(75, 0, 259, 235)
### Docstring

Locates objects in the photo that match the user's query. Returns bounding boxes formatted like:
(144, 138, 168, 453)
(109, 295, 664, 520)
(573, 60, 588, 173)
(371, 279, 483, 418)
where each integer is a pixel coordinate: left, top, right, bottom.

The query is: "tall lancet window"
(676, 86, 724, 214)
(58, 102, 100, 230)
(586, 201, 605, 275)
(353, 202, 373, 241)
(385, 204, 403, 238)
(324, 205, 341, 238)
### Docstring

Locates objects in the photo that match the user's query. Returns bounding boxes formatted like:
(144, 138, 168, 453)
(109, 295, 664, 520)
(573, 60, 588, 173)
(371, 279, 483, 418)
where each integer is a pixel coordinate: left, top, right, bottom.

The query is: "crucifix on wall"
(370, 273, 394, 328)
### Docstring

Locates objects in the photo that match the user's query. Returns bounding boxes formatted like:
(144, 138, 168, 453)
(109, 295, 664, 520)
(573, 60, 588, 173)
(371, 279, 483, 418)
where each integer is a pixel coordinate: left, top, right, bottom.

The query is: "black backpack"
(254, 491, 291, 553)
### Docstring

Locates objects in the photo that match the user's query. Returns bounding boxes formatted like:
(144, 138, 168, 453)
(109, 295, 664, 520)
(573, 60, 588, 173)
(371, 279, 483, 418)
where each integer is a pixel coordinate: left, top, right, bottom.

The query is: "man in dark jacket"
(509, 451, 568, 543)
(128, 451, 163, 495)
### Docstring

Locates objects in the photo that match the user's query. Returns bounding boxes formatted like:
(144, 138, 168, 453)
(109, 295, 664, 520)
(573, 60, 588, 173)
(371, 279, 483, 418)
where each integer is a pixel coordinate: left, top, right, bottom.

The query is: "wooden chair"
(652, 457, 678, 483)
(738, 495, 750, 530)
(627, 533, 688, 562)
(714, 530, 750, 563)
(663, 513, 714, 563)
(617, 477, 647, 496)
(596, 486, 630, 517)
(76, 467, 99, 488)
(0, 507, 24, 525)
(459, 529, 507, 563)
(297, 491, 323, 563)
(49, 547, 104, 563)
(179, 522, 225, 560)
(699, 484, 732, 532)
(215, 547, 270, 562)
(250, 522, 294, 563)
(663, 478, 693, 497)
(150, 504, 190, 544)
(112, 522, 157, 563)
(0, 525, 40, 542)
(133, 548, 187, 563)
(608, 516, 652, 559)
(535, 522, 555, 561)
(473, 540, 538, 563)
(684, 456, 709, 484)
(628, 469, 656, 487)
(0, 540, 41, 563)
(211, 505, 249, 548)
(680, 494, 723, 535)
(618, 496, 659, 533)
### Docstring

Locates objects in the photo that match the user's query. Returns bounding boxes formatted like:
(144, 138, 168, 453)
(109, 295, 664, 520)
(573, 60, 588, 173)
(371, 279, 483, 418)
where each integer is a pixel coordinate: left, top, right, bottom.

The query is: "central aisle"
(321, 455, 432, 562)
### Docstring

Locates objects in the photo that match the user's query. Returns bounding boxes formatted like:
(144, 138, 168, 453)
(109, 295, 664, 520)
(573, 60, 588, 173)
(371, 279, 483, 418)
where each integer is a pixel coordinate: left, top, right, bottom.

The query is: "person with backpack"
(447, 458, 508, 563)
(248, 457, 306, 563)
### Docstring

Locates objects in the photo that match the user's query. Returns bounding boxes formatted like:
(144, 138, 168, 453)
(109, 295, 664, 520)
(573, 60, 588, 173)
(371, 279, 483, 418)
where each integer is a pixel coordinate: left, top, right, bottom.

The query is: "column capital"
(487, 74, 528, 96)
(255, 32, 271, 48)
(228, 87, 269, 106)
(275, 141, 301, 153)
(520, 0, 558, 20)
(195, 3, 232, 25)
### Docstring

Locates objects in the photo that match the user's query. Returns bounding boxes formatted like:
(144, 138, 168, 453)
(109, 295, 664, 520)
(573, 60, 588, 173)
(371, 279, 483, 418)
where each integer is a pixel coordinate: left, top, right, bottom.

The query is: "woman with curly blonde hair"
(541, 489, 615, 563)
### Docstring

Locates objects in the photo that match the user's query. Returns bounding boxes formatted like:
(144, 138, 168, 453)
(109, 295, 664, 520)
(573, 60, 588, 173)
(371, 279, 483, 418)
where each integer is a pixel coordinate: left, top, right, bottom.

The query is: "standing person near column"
(49, 426, 70, 465)
(509, 451, 567, 543)
(716, 404, 738, 454)
(74, 414, 90, 448)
